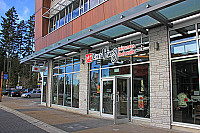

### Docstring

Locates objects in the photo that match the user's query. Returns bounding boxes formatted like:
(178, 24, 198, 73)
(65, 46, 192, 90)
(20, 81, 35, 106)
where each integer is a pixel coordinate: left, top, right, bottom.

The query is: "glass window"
(73, 0, 80, 19)
(72, 73, 79, 108)
(59, 67, 65, 74)
(198, 24, 200, 38)
(60, 9, 65, 27)
(84, 0, 89, 12)
(58, 75, 64, 105)
(171, 40, 197, 58)
(49, 18, 53, 32)
(90, 70, 100, 111)
(44, 67, 48, 76)
(59, 60, 65, 67)
(66, 65, 72, 73)
(172, 59, 199, 124)
(170, 25, 196, 44)
(89, 0, 99, 9)
(53, 68, 58, 75)
(65, 74, 72, 106)
(65, 8, 68, 23)
(133, 37, 149, 63)
(42, 77, 47, 102)
(91, 60, 101, 69)
(102, 66, 130, 78)
(66, 57, 73, 65)
(73, 56, 80, 63)
(56, 14, 59, 29)
(80, 0, 84, 14)
(74, 64, 80, 72)
(52, 76, 58, 104)
(68, 5, 72, 22)
(132, 64, 150, 118)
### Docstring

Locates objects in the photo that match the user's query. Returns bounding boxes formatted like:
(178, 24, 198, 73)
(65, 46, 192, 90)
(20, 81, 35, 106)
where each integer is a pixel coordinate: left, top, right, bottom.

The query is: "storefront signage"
(86, 44, 136, 63)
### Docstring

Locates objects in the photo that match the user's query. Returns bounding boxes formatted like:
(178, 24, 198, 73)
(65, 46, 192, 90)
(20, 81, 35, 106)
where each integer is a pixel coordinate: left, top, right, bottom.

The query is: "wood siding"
(35, 0, 148, 52)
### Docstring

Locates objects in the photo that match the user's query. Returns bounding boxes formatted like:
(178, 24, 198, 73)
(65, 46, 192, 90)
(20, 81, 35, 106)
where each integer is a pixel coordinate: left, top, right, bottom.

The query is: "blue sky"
(0, 0, 35, 23)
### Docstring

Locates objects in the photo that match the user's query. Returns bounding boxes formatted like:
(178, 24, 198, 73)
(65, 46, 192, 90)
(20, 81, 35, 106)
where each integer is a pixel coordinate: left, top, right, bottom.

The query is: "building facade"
(21, 0, 200, 132)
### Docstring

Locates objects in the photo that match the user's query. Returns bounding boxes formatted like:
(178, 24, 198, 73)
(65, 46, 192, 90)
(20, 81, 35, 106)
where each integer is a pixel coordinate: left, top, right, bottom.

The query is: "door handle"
(111, 94, 114, 100)
(117, 94, 120, 102)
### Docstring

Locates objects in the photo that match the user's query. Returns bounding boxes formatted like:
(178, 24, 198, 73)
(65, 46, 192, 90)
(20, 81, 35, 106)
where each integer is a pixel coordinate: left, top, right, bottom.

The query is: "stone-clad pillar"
(47, 59, 53, 107)
(149, 26, 171, 129)
(79, 49, 89, 114)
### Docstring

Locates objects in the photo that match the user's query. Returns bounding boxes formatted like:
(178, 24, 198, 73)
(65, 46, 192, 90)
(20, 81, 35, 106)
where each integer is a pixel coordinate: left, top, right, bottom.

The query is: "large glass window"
(52, 76, 58, 104)
(132, 64, 150, 118)
(42, 77, 47, 102)
(52, 56, 80, 108)
(58, 75, 64, 105)
(170, 23, 200, 125)
(172, 59, 199, 124)
(65, 74, 72, 106)
(72, 73, 79, 108)
(90, 70, 100, 111)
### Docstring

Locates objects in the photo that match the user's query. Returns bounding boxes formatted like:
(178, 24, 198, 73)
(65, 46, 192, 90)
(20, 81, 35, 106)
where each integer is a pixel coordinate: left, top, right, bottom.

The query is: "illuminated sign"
(86, 44, 136, 63)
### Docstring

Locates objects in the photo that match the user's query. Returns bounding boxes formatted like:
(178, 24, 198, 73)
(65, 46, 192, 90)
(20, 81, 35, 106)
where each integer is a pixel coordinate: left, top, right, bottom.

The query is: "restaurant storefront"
(22, 0, 200, 132)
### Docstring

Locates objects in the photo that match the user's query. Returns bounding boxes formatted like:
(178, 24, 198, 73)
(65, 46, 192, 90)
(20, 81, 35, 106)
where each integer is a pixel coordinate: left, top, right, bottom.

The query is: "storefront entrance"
(101, 76, 131, 124)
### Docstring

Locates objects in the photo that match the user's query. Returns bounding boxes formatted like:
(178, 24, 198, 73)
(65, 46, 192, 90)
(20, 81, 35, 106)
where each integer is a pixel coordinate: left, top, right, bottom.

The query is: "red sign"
(85, 53, 93, 63)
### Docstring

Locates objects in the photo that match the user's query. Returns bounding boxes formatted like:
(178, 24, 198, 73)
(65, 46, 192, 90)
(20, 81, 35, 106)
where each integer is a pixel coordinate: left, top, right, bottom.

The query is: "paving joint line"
(0, 103, 68, 133)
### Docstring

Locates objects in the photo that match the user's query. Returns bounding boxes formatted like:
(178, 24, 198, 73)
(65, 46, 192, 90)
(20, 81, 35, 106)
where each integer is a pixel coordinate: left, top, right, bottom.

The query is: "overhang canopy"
(21, 0, 200, 64)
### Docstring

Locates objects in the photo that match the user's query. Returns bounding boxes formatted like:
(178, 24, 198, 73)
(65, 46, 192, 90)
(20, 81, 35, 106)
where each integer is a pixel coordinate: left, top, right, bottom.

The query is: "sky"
(0, 0, 35, 23)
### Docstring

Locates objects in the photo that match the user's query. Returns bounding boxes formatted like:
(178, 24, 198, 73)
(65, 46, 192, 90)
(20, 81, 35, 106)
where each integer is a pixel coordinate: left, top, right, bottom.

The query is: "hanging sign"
(32, 66, 46, 72)
(85, 44, 136, 64)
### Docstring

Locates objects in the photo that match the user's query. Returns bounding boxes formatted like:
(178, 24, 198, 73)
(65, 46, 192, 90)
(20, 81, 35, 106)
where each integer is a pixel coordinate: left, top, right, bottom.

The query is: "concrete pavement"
(0, 96, 182, 133)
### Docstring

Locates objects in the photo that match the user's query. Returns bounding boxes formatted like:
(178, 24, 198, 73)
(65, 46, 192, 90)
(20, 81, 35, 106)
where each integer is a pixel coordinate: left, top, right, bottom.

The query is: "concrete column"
(79, 49, 89, 114)
(149, 26, 171, 129)
(47, 59, 53, 107)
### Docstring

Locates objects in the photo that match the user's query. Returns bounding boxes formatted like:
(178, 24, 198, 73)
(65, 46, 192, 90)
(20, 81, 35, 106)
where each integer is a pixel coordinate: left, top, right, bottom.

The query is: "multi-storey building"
(21, 0, 200, 132)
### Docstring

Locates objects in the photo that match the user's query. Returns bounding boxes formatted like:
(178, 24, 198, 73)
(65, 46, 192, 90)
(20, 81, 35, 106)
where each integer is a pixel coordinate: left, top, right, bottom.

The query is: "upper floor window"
(49, 0, 107, 33)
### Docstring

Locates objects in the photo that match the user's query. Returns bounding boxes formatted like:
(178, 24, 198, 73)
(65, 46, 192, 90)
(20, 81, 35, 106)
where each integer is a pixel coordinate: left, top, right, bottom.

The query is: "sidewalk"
(0, 96, 181, 133)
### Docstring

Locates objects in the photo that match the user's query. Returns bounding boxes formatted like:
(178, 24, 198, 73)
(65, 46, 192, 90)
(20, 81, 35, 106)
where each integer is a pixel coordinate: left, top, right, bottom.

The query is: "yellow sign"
(141, 80, 144, 91)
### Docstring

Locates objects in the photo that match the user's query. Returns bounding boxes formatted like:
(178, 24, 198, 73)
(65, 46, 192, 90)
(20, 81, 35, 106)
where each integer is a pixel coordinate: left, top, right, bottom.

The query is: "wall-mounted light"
(154, 42, 159, 51)
(82, 59, 85, 64)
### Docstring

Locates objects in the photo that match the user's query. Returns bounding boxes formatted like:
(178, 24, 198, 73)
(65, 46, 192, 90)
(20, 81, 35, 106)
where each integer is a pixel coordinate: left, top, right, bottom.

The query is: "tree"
(0, 7, 36, 89)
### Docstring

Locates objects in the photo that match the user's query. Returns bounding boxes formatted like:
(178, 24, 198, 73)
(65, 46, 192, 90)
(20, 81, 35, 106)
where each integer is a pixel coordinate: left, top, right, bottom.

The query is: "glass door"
(114, 76, 130, 124)
(101, 76, 130, 124)
(101, 79, 114, 116)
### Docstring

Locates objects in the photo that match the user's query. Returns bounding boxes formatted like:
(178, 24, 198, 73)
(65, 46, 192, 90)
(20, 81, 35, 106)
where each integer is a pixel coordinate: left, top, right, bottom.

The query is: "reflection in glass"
(132, 64, 150, 118)
(60, 10, 65, 27)
(66, 65, 72, 73)
(90, 70, 100, 111)
(171, 41, 197, 58)
(90, 0, 98, 9)
(91, 60, 101, 69)
(73, 0, 79, 19)
(102, 66, 130, 78)
(52, 76, 58, 104)
(172, 59, 199, 125)
(72, 73, 79, 108)
(65, 74, 72, 106)
(103, 80, 113, 114)
(74, 64, 80, 72)
(42, 77, 47, 102)
(170, 25, 196, 44)
(84, 0, 89, 12)
(58, 75, 64, 105)
(116, 78, 128, 119)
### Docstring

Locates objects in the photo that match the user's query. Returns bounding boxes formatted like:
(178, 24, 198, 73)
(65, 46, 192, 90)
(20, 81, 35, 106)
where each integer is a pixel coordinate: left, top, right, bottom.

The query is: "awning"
(21, 0, 200, 64)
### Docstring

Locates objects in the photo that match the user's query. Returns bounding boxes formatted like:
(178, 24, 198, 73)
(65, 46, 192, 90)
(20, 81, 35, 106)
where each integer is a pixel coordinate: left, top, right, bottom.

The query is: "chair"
(194, 105, 200, 124)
